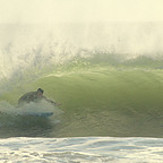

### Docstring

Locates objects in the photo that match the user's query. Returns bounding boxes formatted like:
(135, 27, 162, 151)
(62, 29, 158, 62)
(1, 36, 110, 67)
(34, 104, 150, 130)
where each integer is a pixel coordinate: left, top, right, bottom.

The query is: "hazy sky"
(0, 0, 163, 23)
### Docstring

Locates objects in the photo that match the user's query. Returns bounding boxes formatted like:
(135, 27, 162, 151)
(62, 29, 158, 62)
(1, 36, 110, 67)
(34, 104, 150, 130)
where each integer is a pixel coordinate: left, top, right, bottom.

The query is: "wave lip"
(1, 22, 163, 81)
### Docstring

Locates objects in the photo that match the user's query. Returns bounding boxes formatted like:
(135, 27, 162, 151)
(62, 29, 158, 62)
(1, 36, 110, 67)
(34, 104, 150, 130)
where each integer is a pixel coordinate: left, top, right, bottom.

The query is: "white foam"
(0, 137, 162, 162)
(0, 100, 63, 116)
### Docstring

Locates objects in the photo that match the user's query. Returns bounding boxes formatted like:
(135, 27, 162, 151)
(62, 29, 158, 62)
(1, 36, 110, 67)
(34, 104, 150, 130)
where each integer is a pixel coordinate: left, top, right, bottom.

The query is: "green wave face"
(1, 63, 162, 138)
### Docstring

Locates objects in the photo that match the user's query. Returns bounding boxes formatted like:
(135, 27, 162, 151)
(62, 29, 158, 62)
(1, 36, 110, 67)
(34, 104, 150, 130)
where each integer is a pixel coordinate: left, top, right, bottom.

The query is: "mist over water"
(0, 22, 163, 82)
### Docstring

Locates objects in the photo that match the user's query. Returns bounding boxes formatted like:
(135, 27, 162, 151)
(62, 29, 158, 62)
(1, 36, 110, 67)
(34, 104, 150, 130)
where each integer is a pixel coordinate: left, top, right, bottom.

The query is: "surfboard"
(21, 112, 54, 118)
(0, 111, 54, 118)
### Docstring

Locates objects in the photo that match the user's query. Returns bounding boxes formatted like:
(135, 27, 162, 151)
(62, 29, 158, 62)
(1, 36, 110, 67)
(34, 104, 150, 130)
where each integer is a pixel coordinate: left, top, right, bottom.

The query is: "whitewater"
(0, 22, 163, 162)
(0, 137, 163, 163)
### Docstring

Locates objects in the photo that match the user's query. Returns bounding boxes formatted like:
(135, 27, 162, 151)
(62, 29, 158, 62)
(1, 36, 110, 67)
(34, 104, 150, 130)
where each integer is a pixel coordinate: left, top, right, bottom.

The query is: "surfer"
(18, 88, 59, 106)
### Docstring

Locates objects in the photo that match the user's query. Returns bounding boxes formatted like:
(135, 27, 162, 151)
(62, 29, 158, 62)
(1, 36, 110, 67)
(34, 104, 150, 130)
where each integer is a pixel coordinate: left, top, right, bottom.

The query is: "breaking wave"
(0, 22, 163, 138)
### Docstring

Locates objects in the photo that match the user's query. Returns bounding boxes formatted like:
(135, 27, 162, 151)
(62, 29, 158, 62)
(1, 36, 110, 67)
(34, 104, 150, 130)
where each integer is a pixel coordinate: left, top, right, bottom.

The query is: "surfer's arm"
(42, 96, 61, 106)
(47, 98, 56, 105)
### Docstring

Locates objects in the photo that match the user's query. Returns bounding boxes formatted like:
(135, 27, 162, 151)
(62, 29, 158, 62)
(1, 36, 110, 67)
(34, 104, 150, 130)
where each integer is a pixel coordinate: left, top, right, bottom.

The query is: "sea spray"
(0, 22, 163, 81)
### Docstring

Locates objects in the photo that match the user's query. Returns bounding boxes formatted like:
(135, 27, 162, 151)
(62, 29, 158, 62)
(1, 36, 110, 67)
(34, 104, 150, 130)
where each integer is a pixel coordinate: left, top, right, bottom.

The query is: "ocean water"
(0, 23, 163, 162)
(0, 137, 163, 163)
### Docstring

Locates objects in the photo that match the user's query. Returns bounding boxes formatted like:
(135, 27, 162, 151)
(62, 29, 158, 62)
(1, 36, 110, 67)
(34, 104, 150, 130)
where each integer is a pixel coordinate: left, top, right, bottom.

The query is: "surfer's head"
(37, 88, 44, 96)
